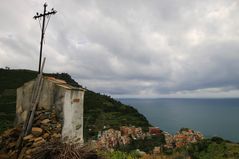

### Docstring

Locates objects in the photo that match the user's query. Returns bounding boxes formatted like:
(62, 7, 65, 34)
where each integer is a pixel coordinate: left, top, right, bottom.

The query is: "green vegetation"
(0, 69, 151, 141)
(99, 150, 139, 159)
(0, 69, 37, 94)
(1, 68, 239, 158)
(0, 69, 38, 131)
(176, 137, 239, 159)
(117, 135, 165, 153)
(84, 90, 151, 140)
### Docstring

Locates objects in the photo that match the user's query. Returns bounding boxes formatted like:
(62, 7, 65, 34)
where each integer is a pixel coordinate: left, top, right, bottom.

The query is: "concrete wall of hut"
(16, 79, 59, 124)
(62, 90, 84, 143)
(16, 80, 35, 124)
(16, 78, 84, 144)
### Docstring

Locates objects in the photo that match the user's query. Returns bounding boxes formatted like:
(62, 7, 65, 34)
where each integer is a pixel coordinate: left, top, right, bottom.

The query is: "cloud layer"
(1, 0, 239, 98)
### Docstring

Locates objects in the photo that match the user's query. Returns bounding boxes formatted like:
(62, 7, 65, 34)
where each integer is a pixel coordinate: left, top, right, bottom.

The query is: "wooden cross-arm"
(33, 10, 57, 19)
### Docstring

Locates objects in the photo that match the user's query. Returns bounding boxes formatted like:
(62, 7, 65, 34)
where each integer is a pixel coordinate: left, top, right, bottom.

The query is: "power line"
(33, 3, 57, 73)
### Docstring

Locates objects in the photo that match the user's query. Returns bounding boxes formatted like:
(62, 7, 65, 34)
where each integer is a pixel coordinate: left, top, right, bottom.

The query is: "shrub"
(117, 135, 165, 153)
(99, 150, 138, 159)
(211, 136, 224, 144)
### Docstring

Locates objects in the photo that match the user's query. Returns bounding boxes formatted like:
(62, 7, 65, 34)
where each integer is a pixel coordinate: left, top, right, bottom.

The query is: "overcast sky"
(0, 0, 239, 98)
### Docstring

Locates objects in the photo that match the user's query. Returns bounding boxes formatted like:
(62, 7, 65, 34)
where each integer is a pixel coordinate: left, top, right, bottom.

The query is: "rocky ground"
(0, 108, 62, 159)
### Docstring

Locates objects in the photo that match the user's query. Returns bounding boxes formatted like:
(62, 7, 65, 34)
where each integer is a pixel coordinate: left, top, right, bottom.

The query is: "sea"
(118, 98, 239, 142)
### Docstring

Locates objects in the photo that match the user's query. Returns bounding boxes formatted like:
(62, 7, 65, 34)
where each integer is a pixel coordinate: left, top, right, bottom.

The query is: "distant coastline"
(119, 98, 239, 142)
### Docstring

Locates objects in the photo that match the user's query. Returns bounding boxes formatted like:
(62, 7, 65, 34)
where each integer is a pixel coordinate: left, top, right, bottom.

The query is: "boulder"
(23, 134, 34, 141)
(40, 119, 50, 125)
(34, 137, 44, 142)
(32, 139, 45, 147)
(43, 133, 49, 139)
(31, 127, 43, 137)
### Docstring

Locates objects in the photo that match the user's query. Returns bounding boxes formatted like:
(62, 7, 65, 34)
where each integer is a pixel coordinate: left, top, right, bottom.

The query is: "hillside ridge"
(0, 68, 151, 140)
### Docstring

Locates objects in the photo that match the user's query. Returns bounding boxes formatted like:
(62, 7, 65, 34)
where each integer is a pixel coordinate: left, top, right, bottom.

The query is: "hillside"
(1, 68, 239, 158)
(0, 68, 150, 140)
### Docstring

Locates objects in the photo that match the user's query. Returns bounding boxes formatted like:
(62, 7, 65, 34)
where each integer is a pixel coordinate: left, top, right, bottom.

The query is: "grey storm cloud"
(0, 0, 239, 98)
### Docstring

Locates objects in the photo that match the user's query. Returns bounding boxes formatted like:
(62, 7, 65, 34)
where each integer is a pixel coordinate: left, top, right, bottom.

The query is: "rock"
(0, 107, 64, 159)
(32, 139, 45, 147)
(153, 146, 161, 154)
(34, 137, 44, 142)
(25, 149, 32, 155)
(41, 119, 50, 125)
(31, 127, 43, 137)
(56, 123, 62, 128)
(50, 133, 61, 142)
(40, 125, 50, 131)
(1, 128, 20, 138)
(39, 115, 47, 120)
(43, 133, 49, 139)
(44, 112, 51, 116)
(135, 149, 146, 157)
(25, 147, 38, 155)
(25, 155, 32, 159)
(51, 120, 57, 124)
(52, 133, 61, 139)
(23, 134, 34, 141)
(7, 142, 16, 149)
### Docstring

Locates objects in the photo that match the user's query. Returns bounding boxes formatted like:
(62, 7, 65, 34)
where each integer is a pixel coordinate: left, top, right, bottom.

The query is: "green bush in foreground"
(99, 150, 138, 159)
(177, 138, 239, 159)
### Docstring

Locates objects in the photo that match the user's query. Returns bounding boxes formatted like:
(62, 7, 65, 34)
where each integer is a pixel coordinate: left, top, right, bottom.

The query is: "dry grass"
(31, 142, 100, 159)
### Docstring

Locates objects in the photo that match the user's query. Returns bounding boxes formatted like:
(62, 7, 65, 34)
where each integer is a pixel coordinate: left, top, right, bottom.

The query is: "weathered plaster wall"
(54, 86, 66, 122)
(16, 80, 35, 124)
(38, 79, 55, 109)
(16, 78, 85, 144)
(62, 90, 84, 143)
(16, 79, 66, 124)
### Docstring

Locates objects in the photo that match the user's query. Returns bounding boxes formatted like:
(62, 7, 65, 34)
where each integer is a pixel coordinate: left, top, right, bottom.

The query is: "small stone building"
(16, 76, 85, 143)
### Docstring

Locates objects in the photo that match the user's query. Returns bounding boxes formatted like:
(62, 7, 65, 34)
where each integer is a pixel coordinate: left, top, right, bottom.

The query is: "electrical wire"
(38, 18, 42, 30)
(43, 15, 51, 44)
(44, 15, 51, 32)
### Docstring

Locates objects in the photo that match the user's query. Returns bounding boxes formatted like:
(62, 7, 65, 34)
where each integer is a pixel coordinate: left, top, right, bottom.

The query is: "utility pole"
(33, 3, 56, 73)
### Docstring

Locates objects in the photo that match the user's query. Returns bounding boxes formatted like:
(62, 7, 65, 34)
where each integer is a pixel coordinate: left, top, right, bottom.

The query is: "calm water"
(119, 98, 239, 142)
